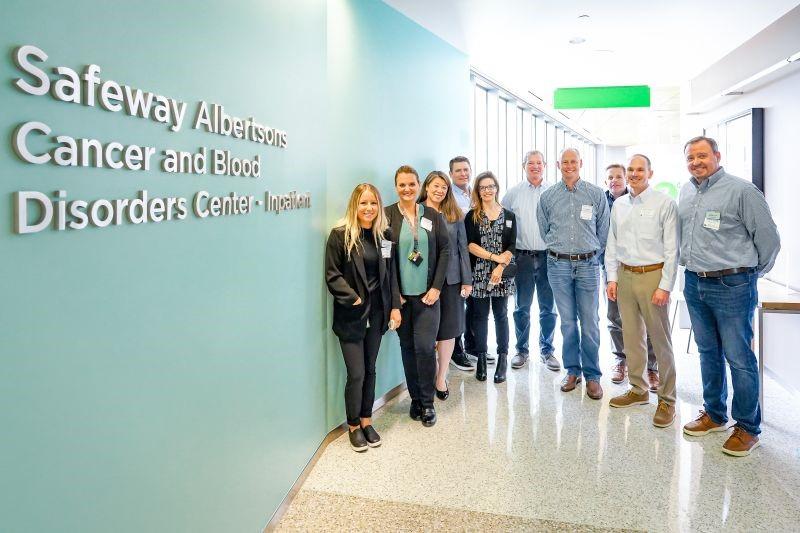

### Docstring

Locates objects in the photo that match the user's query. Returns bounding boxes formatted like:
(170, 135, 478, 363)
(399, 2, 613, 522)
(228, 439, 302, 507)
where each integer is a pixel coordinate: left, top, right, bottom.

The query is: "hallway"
(277, 314, 800, 531)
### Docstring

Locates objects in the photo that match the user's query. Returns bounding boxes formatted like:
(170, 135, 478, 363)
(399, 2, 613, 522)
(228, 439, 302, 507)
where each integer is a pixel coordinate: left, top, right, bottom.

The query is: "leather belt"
(548, 250, 596, 261)
(692, 267, 755, 278)
(621, 262, 664, 274)
(518, 249, 547, 256)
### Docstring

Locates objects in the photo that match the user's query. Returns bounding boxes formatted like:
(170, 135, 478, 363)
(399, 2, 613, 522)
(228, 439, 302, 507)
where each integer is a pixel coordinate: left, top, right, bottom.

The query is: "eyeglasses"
(478, 185, 497, 191)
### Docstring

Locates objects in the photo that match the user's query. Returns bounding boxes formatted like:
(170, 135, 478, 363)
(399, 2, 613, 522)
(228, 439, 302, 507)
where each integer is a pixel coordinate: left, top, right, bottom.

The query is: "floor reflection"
(279, 299, 800, 532)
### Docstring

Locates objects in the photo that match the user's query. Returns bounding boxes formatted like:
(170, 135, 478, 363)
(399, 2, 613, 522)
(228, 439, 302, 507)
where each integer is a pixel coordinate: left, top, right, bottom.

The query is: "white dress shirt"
(453, 185, 472, 213)
(605, 185, 679, 292)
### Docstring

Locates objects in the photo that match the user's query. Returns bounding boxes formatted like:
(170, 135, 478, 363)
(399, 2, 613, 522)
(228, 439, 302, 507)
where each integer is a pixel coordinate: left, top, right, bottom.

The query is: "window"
(521, 110, 532, 183)
(498, 98, 507, 190)
(705, 108, 764, 191)
(534, 117, 546, 155)
(556, 127, 565, 162)
(473, 84, 487, 174)
(546, 122, 556, 181)
(471, 72, 595, 186)
(506, 102, 517, 188)
(487, 90, 499, 178)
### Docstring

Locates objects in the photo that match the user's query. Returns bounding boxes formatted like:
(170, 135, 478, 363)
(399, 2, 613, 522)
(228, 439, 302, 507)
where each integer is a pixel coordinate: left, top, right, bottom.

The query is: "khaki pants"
(617, 268, 676, 404)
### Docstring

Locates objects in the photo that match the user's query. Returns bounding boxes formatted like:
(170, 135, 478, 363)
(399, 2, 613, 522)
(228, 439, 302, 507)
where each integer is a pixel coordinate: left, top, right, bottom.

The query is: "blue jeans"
(513, 251, 556, 355)
(547, 255, 601, 381)
(683, 270, 760, 435)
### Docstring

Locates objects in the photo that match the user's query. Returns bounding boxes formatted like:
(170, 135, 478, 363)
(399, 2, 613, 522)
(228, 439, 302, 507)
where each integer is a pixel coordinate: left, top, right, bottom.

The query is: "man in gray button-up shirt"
(537, 148, 610, 400)
(679, 136, 780, 457)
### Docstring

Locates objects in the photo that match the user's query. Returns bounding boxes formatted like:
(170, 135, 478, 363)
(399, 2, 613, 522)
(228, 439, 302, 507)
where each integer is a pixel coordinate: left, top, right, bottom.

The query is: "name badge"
(380, 239, 392, 258)
(420, 217, 433, 231)
(639, 209, 655, 218)
(505, 220, 513, 228)
(703, 210, 721, 231)
(580, 204, 593, 220)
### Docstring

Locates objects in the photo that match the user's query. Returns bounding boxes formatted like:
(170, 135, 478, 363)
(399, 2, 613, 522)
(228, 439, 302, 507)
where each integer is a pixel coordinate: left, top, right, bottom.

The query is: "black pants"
(398, 295, 440, 409)
(455, 296, 475, 355)
(472, 295, 509, 355)
(338, 291, 385, 426)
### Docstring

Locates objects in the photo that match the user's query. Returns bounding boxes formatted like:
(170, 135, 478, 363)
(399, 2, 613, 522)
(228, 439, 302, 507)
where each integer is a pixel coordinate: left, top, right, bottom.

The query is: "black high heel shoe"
(435, 383, 449, 400)
(476, 353, 487, 381)
(494, 352, 507, 383)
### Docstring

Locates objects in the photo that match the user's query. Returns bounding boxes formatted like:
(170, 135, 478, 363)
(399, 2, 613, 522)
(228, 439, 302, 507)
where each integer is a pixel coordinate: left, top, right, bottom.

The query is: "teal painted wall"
(0, 1, 468, 531)
(326, 0, 471, 428)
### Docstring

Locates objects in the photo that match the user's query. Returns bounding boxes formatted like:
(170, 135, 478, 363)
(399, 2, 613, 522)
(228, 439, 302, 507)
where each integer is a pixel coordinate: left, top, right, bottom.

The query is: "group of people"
(325, 136, 780, 459)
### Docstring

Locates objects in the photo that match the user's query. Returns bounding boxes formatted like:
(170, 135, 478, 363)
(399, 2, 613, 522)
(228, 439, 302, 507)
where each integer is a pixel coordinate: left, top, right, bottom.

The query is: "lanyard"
(400, 204, 420, 253)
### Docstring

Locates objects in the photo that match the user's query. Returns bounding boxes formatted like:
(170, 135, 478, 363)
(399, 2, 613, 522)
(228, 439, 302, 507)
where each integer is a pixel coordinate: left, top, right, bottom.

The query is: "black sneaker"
(361, 425, 381, 447)
(348, 428, 368, 452)
(486, 353, 496, 364)
(409, 400, 423, 421)
(450, 352, 475, 371)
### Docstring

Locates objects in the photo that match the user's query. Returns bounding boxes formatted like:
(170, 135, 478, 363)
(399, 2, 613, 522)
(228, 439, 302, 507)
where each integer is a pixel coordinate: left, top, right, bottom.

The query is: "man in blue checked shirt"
(679, 136, 780, 457)
(537, 147, 610, 400)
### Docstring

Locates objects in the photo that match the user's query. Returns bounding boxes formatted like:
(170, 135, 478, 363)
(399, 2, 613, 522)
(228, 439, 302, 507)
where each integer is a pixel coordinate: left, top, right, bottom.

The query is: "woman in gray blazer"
(418, 171, 472, 400)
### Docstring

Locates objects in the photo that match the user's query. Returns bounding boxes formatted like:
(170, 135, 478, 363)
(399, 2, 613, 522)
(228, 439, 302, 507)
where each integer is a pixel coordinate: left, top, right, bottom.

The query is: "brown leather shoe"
(560, 374, 582, 392)
(653, 401, 676, 428)
(611, 361, 627, 384)
(683, 410, 727, 436)
(722, 427, 760, 456)
(609, 388, 649, 408)
(648, 370, 660, 392)
(586, 380, 603, 400)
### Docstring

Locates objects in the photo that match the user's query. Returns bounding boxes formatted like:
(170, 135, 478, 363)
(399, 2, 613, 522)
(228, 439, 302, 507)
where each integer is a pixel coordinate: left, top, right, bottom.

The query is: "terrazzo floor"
(277, 300, 800, 532)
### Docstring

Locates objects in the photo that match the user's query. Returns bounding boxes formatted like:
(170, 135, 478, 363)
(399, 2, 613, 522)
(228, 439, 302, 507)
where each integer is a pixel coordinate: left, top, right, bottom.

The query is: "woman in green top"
(385, 165, 450, 428)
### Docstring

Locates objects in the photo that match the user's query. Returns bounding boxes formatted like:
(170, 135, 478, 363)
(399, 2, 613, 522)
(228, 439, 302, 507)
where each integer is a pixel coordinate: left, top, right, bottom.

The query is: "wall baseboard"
(263, 381, 408, 531)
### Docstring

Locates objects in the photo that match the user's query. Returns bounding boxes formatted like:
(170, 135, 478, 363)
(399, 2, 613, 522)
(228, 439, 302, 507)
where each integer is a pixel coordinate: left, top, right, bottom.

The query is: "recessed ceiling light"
(578, 14, 590, 19)
(569, 37, 586, 45)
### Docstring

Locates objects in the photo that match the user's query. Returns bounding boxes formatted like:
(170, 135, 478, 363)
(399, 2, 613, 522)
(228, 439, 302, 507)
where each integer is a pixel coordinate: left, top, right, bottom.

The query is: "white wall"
(684, 68, 800, 289)
(625, 143, 685, 200)
(596, 145, 626, 186)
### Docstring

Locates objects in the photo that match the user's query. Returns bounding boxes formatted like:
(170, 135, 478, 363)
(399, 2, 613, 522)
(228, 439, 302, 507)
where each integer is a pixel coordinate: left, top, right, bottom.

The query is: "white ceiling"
(384, 0, 799, 145)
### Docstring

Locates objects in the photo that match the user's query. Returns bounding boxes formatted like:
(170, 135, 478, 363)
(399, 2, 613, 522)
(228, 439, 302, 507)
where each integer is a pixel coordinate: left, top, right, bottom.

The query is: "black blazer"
(385, 203, 450, 293)
(464, 208, 517, 271)
(325, 226, 401, 342)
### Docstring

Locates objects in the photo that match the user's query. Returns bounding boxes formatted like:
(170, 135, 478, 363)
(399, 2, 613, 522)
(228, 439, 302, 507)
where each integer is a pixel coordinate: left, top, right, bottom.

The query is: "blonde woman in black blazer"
(325, 183, 401, 452)
(385, 165, 450, 427)
(465, 171, 517, 383)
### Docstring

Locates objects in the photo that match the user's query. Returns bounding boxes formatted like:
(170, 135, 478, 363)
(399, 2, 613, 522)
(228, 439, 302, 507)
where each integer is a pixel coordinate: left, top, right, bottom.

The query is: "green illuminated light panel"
(554, 85, 651, 109)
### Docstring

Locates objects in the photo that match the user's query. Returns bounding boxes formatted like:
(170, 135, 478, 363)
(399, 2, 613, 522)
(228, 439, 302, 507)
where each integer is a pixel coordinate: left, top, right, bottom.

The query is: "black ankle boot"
(476, 353, 487, 381)
(494, 352, 507, 383)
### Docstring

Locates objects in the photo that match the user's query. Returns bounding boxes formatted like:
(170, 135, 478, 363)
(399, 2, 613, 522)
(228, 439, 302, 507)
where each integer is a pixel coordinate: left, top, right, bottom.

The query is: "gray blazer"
(445, 218, 473, 286)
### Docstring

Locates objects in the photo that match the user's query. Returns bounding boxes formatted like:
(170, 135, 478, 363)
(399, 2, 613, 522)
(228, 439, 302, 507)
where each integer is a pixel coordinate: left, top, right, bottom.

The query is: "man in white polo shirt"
(605, 154, 678, 428)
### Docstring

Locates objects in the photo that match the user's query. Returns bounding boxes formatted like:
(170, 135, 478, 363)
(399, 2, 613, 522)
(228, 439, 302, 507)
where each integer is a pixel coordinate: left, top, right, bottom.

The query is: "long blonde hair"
(471, 171, 500, 225)
(417, 171, 463, 223)
(338, 183, 389, 258)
